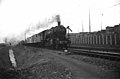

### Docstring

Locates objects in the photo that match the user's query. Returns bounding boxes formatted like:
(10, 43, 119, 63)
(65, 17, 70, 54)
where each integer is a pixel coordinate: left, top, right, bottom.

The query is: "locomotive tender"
(25, 18, 69, 49)
(70, 24, 120, 51)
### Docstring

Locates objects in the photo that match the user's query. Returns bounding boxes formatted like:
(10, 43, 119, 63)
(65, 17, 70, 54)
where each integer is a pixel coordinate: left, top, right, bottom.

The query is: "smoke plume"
(56, 14, 60, 22)
(3, 14, 61, 44)
(25, 14, 60, 34)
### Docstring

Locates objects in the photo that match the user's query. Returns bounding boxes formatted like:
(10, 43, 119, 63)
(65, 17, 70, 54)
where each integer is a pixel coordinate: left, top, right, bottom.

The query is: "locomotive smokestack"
(58, 21, 61, 26)
(56, 15, 61, 26)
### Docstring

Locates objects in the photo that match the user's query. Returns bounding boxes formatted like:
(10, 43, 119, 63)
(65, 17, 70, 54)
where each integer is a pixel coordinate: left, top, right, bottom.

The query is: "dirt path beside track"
(40, 49, 120, 79)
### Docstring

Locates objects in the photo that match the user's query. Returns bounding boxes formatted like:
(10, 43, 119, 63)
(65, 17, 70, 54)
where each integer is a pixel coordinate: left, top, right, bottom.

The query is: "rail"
(69, 48, 120, 61)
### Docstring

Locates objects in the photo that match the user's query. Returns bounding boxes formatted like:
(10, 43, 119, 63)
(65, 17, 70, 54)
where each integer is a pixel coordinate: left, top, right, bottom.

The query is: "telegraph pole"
(25, 32, 26, 41)
(89, 9, 91, 32)
(101, 14, 103, 30)
(82, 20, 84, 32)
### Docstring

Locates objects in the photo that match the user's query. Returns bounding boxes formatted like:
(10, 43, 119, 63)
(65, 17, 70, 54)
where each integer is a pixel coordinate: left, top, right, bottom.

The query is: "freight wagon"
(70, 24, 120, 52)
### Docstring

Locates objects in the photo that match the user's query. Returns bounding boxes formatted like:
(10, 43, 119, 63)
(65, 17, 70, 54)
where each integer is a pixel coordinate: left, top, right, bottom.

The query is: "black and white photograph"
(0, 0, 120, 79)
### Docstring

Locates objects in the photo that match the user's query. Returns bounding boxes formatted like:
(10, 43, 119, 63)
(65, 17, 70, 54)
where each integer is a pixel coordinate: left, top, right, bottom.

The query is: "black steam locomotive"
(25, 19, 70, 49)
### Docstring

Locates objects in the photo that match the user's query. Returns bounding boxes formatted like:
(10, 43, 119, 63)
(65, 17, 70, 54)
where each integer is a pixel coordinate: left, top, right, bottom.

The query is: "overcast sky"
(0, 0, 120, 43)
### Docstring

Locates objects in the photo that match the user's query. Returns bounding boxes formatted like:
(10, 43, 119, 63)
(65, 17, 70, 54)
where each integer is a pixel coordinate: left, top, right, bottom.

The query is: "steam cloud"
(3, 14, 61, 44)
(25, 14, 60, 34)
(56, 15, 60, 22)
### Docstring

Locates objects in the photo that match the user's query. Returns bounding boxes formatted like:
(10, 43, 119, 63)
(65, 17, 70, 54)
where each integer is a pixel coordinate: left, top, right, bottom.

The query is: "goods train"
(70, 24, 120, 52)
(20, 14, 120, 52)
(24, 18, 71, 49)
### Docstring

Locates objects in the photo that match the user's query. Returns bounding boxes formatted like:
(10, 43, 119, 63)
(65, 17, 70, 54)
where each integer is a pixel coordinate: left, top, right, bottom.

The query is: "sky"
(0, 0, 120, 43)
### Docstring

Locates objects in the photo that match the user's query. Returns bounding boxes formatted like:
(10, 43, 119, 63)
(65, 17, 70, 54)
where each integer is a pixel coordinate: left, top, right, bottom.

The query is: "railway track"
(69, 48, 120, 61)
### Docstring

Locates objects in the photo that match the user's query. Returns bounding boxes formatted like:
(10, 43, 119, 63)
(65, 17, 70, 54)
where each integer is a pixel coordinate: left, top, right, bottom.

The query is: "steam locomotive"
(25, 19, 70, 49)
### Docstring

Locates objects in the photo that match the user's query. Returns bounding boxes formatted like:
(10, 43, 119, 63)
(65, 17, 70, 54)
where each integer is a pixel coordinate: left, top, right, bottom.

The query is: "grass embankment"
(0, 45, 72, 79)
